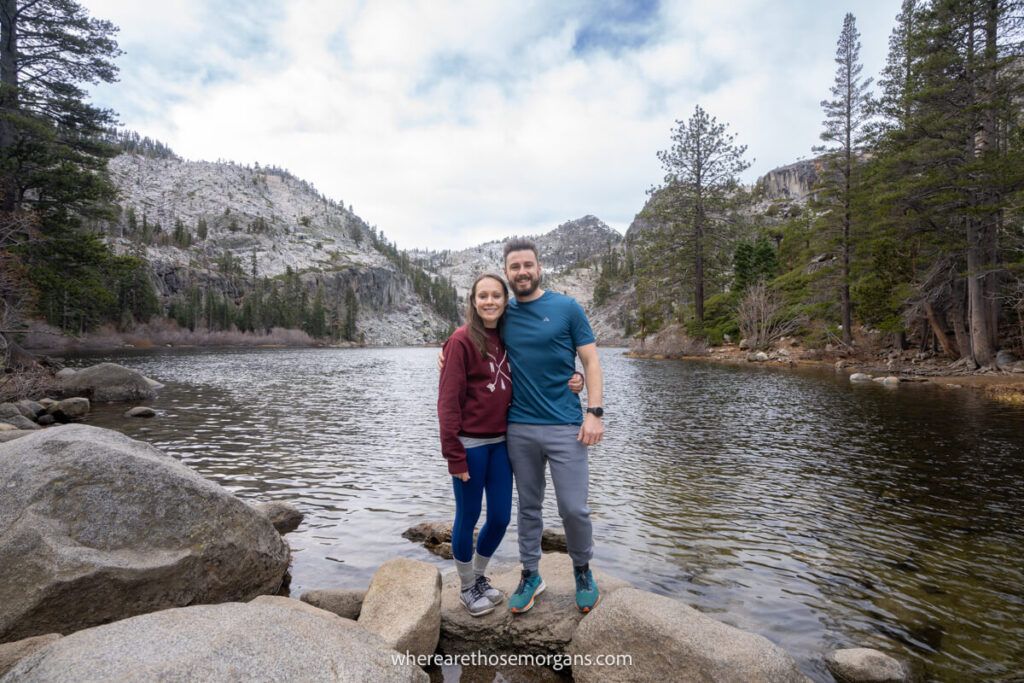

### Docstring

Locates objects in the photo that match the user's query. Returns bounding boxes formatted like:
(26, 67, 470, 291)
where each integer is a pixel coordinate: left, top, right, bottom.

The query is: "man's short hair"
(503, 238, 539, 263)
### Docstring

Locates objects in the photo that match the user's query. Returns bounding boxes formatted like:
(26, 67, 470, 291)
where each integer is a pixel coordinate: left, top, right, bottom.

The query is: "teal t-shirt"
(502, 290, 596, 425)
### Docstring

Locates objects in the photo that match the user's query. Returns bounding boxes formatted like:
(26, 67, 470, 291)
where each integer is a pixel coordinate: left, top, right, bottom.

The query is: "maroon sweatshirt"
(437, 325, 512, 474)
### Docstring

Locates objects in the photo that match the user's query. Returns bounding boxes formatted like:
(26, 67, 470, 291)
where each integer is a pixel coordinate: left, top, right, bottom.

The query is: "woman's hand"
(568, 371, 585, 394)
(455, 472, 470, 482)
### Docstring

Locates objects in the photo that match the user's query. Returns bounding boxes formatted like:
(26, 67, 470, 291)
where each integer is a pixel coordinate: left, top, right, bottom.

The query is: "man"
(500, 237, 605, 614)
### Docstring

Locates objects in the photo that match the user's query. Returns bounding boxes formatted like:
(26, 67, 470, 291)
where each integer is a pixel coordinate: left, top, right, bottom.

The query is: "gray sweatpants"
(506, 422, 592, 571)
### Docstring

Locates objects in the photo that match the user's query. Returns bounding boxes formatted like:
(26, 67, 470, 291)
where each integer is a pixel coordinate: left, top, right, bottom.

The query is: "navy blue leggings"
(451, 441, 513, 563)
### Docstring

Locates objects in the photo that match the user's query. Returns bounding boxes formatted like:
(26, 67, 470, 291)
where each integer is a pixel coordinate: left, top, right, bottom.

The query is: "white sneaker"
(460, 582, 495, 617)
(475, 575, 504, 605)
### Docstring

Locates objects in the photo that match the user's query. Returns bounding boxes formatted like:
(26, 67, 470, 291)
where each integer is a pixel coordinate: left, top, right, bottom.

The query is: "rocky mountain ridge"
(103, 153, 454, 345)
(411, 215, 623, 298)
(100, 148, 813, 348)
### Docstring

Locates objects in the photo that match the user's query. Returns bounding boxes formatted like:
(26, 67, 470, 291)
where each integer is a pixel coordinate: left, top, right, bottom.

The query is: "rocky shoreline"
(0, 363, 914, 682)
(626, 340, 1024, 405)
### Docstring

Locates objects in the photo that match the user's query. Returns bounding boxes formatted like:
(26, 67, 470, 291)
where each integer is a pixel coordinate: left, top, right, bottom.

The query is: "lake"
(68, 346, 1024, 682)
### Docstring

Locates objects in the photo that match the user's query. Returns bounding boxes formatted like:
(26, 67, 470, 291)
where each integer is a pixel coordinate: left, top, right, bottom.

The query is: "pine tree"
(343, 287, 358, 341)
(869, 0, 1024, 365)
(0, 0, 121, 215)
(816, 13, 874, 345)
(645, 105, 750, 324)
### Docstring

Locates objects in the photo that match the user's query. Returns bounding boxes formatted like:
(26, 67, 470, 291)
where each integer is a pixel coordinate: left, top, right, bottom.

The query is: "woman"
(437, 273, 515, 616)
(437, 273, 584, 616)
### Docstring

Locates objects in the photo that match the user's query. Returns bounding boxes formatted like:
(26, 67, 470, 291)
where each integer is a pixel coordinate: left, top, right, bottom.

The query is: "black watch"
(586, 406, 604, 418)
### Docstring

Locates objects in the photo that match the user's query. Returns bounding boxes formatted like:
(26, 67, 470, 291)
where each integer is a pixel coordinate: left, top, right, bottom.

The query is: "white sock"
(472, 552, 491, 578)
(455, 559, 476, 590)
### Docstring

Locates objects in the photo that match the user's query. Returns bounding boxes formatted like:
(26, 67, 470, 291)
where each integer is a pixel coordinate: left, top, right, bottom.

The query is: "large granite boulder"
(0, 601, 427, 682)
(0, 425, 290, 643)
(0, 634, 61, 678)
(568, 587, 808, 682)
(58, 363, 156, 402)
(0, 404, 21, 420)
(359, 558, 441, 657)
(440, 552, 631, 656)
(0, 430, 34, 443)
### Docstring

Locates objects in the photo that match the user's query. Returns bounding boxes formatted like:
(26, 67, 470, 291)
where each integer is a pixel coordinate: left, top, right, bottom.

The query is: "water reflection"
(71, 347, 1024, 682)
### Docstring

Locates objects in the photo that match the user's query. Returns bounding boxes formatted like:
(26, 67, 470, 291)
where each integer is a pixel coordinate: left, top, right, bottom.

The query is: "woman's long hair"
(466, 273, 508, 359)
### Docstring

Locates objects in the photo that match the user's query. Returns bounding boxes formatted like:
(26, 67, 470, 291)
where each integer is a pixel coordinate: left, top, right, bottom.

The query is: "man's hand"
(437, 349, 445, 371)
(577, 412, 604, 445)
(568, 371, 584, 394)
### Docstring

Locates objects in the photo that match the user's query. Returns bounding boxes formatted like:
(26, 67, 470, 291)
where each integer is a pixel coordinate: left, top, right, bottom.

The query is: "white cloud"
(81, 0, 901, 251)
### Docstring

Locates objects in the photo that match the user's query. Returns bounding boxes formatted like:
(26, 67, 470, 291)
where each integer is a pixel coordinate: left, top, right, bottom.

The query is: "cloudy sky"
(82, 0, 900, 251)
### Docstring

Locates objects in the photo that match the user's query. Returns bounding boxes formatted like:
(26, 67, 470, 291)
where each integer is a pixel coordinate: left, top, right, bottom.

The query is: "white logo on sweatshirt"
(486, 350, 511, 392)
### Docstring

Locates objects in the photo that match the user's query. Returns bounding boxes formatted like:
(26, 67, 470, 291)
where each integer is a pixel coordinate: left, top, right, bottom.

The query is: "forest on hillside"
(0, 0, 459, 375)
(601, 1, 1024, 369)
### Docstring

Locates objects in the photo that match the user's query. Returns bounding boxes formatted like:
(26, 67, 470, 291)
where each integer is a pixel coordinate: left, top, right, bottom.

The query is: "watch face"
(589, 407, 603, 418)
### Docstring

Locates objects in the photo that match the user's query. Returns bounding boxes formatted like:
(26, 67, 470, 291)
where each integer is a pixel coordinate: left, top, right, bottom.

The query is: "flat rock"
(59, 362, 156, 402)
(14, 401, 44, 419)
(0, 601, 427, 682)
(0, 415, 39, 431)
(53, 368, 76, 379)
(35, 415, 55, 427)
(0, 425, 290, 643)
(0, 423, 16, 432)
(46, 397, 89, 422)
(541, 528, 568, 553)
(124, 406, 156, 418)
(402, 520, 452, 544)
(0, 634, 61, 678)
(403, 520, 454, 558)
(0, 404, 21, 420)
(825, 648, 908, 683)
(37, 398, 57, 409)
(440, 552, 631, 656)
(568, 587, 808, 683)
(300, 589, 366, 620)
(359, 558, 441, 657)
(849, 373, 873, 382)
(252, 501, 304, 535)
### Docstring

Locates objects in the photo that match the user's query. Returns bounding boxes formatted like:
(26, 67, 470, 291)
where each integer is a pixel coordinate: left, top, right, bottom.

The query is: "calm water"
(67, 347, 1024, 682)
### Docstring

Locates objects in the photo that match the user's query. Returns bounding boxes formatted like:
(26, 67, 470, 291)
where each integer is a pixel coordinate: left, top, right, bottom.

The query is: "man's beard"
(513, 273, 541, 297)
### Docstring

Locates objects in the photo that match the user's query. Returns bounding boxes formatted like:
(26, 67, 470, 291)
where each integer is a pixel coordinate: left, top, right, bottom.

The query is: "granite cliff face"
(754, 158, 821, 203)
(104, 153, 453, 345)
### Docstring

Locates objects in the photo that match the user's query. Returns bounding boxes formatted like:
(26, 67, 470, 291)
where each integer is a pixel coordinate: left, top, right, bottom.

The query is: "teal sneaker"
(574, 564, 600, 613)
(509, 569, 546, 614)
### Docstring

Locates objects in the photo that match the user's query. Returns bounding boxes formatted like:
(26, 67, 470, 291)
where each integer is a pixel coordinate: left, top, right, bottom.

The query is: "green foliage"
(367, 227, 459, 324)
(172, 218, 192, 248)
(733, 239, 778, 292)
(0, 0, 122, 218)
(592, 241, 624, 307)
(702, 291, 741, 344)
(343, 287, 358, 341)
(18, 229, 158, 332)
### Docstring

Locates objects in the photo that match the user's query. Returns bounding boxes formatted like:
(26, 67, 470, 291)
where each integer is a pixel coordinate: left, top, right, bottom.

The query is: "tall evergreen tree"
(645, 105, 750, 323)
(871, 0, 1024, 366)
(0, 0, 121, 215)
(817, 13, 874, 345)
